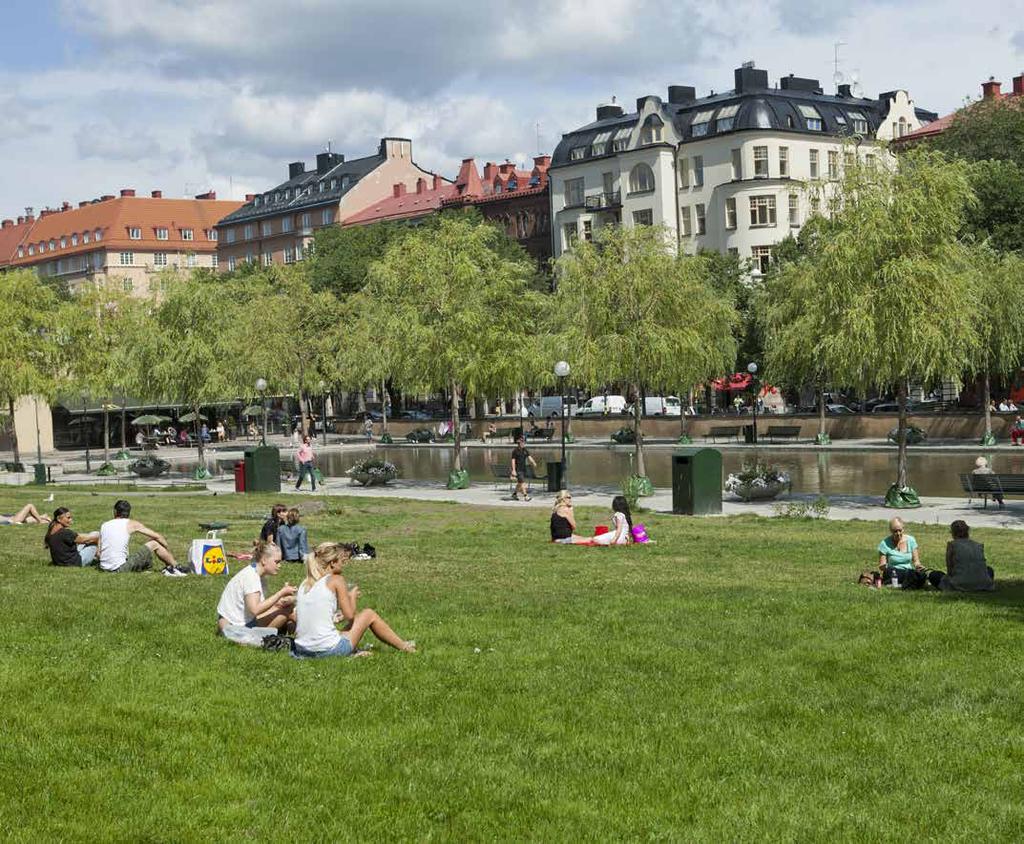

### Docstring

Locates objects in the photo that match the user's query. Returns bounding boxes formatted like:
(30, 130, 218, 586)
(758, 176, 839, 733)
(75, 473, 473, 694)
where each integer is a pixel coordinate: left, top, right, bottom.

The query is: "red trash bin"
(233, 461, 246, 493)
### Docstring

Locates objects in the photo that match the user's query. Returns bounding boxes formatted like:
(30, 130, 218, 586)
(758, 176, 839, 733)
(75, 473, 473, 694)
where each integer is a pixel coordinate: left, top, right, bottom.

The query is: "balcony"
(584, 191, 622, 211)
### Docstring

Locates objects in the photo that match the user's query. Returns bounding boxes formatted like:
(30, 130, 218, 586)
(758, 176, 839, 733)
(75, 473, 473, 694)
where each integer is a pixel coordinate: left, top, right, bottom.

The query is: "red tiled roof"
(343, 183, 459, 225)
(6, 196, 242, 266)
(0, 219, 35, 266)
(441, 184, 548, 208)
(898, 86, 1024, 144)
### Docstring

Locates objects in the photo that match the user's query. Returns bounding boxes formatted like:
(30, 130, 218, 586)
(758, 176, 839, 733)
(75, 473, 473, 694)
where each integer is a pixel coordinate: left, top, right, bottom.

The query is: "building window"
(154, 252, 167, 267)
(186, 253, 196, 268)
(569, 147, 586, 161)
(749, 196, 777, 227)
(27, 245, 34, 256)
(261, 222, 272, 237)
(254, 196, 261, 207)
(120, 251, 133, 265)
(95, 229, 103, 242)
(680, 206, 692, 237)
(695, 204, 706, 235)
(731, 149, 741, 180)
(716, 104, 739, 132)
(788, 194, 800, 227)
(243, 225, 254, 240)
(122, 278, 133, 293)
(640, 116, 663, 145)
(828, 150, 839, 179)
(850, 111, 869, 135)
(59, 236, 66, 248)
(690, 108, 714, 138)
(284, 246, 295, 264)
(779, 147, 789, 177)
(128, 227, 141, 240)
(263, 251, 273, 267)
(602, 171, 616, 197)
(156, 227, 168, 240)
(17, 247, 23, 258)
(564, 178, 585, 207)
(799, 104, 822, 131)
(207, 229, 218, 241)
(582, 220, 593, 241)
(898, 117, 907, 137)
(809, 150, 819, 179)
(751, 246, 772, 275)
(211, 254, 218, 269)
(678, 158, 689, 189)
(321, 208, 334, 225)
(245, 251, 254, 265)
(628, 163, 655, 193)
(865, 153, 877, 170)
(692, 156, 704, 188)
(228, 256, 236, 271)
(49, 239, 55, 251)
(844, 151, 855, 171)
(810, 194, 821, 214)
(301, 213, 311, 229)
(753, 146, 769, 178)
(612, 127, 631, 152)
(281, 217, 293, 233)
(83, 232, 90, 244)
(725, 198, 737, 230)
(562, 222, 579, 248)
(632, 209, 653, 226)
(226, 229, 236, 244)
(591, 130, 612, 156)
(330, 180, 337, 190)
(318, 182, 326, 193)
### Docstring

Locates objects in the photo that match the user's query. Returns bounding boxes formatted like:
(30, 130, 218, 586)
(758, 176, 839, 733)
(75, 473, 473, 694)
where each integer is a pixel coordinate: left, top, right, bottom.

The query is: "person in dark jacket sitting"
(928, 520, 995, 592)
(276, 507, 309, 563)
(260, 503, 287, 545)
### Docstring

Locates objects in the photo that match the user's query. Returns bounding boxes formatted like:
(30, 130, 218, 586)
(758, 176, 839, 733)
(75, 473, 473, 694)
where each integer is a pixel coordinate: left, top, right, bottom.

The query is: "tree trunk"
(120, 402, 127, 451)
(896, 380, 909, 489)
(982, 371, 992, 438)
(7, 397, 20, 465)
(103, 405, 110, 464)
(194, 403, 205, 467)
(450, 379, 462, 472)
(381, 380, 389, 433)
(633, 382, 646, 477)
(818, 382, 826, 439)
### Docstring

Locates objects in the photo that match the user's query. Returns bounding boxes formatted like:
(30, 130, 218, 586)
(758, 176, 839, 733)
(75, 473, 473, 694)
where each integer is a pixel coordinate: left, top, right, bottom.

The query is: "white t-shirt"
(294, 575, 342, 652)
(216, 564, 266, 626)
(592, 512, 630, 546)
(98, 518, 131, 571)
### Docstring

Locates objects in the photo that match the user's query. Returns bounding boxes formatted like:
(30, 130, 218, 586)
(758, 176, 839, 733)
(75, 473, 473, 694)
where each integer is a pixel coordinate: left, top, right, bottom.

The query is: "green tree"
(344, 216, 545, 486)
(552, 225, 737, 480)
(929, 95, 1024, 169)
(763, 151, 981, 502)
(0, 270, 62, 466)
(963, 159, 1024, 254)
(309, 221, 412, 298)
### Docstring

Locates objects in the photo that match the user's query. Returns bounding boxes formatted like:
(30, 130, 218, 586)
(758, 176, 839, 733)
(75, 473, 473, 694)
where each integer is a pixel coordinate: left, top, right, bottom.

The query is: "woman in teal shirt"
(877, 517, 925, 587)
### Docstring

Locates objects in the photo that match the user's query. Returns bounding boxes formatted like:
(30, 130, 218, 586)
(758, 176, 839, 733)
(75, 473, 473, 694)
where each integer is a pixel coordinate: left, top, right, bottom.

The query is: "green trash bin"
(546, 461, 564, 492)
(672, 447, 722, 515)
(244, 446, 282, 493)
(33, 463, 47, 485)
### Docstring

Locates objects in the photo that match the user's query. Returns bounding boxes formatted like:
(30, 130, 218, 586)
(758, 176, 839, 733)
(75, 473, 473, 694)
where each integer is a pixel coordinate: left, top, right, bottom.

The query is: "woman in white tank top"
(293, 542, 416, 658)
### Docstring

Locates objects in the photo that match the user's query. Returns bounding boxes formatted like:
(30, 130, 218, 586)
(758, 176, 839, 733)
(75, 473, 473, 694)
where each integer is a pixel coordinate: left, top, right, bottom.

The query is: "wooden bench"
(526, 428, 555, 441)
(766, 425, 801, 442)
(706, 426, 741, 443)
(959, 472, 1024, 507)
(492, 426, 523, 442)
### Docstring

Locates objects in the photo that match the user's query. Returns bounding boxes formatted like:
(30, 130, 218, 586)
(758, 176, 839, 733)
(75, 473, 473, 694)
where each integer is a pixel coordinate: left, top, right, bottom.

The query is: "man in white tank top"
(98, 499, 181, 575)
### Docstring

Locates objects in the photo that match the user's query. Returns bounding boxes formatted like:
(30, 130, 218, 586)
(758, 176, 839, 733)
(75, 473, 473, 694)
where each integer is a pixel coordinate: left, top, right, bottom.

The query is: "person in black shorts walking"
(510, 436, 536, 501)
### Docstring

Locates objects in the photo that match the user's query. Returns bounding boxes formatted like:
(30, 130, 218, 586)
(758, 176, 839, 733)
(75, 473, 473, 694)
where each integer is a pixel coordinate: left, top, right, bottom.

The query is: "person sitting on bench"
(972, 456, 1003, 508)
(928, 520, 995, 592)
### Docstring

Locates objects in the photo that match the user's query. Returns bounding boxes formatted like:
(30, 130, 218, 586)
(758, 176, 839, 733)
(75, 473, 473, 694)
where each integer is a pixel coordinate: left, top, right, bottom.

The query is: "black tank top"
(550, 513, 572, 540)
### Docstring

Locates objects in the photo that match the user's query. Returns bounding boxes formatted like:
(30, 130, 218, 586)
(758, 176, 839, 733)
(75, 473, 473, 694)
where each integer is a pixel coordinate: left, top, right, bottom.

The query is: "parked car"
(870, 401, 918, 414)
(398, 410, 432, 421)
(826, 403, 855, 415)
(576, 395, 628, 416)
(527, 395, 578, 419)
(353, 410, 384, 422)
(625, 396, 683, 417)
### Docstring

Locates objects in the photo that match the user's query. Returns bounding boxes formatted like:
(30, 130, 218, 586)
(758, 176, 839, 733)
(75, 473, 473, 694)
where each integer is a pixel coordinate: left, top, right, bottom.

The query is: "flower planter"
(350, 472, 394, 487)
(728, 480, 787, 502)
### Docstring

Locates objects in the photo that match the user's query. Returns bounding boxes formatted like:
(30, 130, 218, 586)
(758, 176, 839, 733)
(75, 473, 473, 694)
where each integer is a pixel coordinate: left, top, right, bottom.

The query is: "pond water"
(188, 445, 1021, 498)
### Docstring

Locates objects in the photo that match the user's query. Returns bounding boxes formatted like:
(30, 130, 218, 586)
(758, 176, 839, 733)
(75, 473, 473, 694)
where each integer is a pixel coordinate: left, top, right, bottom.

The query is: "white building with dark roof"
(549, 63, 937, 274)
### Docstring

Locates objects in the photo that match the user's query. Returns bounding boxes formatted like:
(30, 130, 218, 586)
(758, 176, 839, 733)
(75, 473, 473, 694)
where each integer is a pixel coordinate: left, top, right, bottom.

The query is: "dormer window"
(507, 177, 518, 191)
(640, 115, 664, 145)
(60, 237, 66, 248)
(611, 126, 631, 152)
(591, 130, 612, 156)
(49, 239, 56, 250)
(95, 229, 102, 241)
(156, 227, 169, 240)
(207, 229, 218, 241)
(330, 179, 337, 190)
(835, 113, 847, 132)
(83, 232, 90, 244)
(128, 227, 141, 240)
(72, 234, 78, 246)
(276, 192, 282, 202)
(799, 105, 822, 131)
(715, 104, 740, 132)
(569, 146, 587, 161)
(28, 245, 34, 256)
(254, 196, 261, 207)
(690, 109, 715, 138)
(318, 182, 326, 192)
(181, 228, 194, 241)
(849, 111, 869, 134)
(528, 174, 540, 186)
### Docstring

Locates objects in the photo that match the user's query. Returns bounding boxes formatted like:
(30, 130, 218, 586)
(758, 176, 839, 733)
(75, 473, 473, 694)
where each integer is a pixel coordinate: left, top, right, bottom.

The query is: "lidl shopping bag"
(189, 538, 229, 576)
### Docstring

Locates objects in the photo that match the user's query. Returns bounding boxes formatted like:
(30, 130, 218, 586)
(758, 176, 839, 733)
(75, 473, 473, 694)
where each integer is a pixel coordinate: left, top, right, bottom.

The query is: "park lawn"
(0, 489, 1023, 841)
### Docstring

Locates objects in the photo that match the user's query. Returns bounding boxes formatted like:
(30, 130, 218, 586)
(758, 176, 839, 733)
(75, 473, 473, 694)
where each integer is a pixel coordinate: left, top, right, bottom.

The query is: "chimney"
(120, 188, 135, 197)
(982, 77, 1002, 99)
(635, 94, 661, 113)
(1014, 74, 1024, 96)
(416, 178, 427, 194)
(62, 201, 71, 211)
(734, 63, 769, 93)
(1, 220, 11, 229)
(534, 154, 551, 167)
(316, 152, 343, 174)
(667, 85, 696, 104)
(100, 195, 114, 201)
(433, 174, 444, 190)
(837, 83, 852, 98)
(17, 216, 24, 225)
(245, 193, 256, 202)
(483, 162, 498, 182)
(151, 190, 162, 198)
(596, 103, 625, 120)
(392, 183, 407, 198)
(194, 191, 216, 200)
(289, 161, 306, 179)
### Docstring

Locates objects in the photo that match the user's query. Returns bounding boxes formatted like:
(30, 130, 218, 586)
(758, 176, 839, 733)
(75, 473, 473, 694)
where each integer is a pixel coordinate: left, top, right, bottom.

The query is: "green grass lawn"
(1, 489, 1023, 840)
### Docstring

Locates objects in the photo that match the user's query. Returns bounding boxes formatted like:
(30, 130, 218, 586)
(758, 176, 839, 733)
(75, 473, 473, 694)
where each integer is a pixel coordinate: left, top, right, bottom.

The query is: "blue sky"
(1, 0, 1022, 215)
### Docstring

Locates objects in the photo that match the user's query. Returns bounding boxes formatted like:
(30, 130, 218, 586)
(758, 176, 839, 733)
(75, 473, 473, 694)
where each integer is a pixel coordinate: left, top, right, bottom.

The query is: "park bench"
(706, 425, 741, 443)
(492, 426, 522, 442)
(526, 428, 555, 441)
(959, 473, 1024, 508)
(766, 425, 801, 443)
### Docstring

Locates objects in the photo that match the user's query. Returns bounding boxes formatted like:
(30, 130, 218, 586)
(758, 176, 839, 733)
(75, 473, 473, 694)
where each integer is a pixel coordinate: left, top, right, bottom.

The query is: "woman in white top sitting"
(216, 540, 296, 643)
(293, 542, 415, 658)
(591, 496, 634, 546)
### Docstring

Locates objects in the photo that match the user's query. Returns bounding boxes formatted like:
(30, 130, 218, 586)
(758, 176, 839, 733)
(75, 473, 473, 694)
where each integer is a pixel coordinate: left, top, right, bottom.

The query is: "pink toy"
(631, 524, 649, 543)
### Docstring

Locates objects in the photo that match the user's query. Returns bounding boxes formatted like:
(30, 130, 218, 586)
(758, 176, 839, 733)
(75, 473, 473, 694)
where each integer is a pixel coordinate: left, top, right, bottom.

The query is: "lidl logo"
(202, 544, 227, 575)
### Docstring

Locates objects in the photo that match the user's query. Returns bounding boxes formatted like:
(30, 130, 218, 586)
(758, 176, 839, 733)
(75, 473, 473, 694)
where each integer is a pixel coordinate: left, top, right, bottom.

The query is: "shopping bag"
(189, 538, 229, 575)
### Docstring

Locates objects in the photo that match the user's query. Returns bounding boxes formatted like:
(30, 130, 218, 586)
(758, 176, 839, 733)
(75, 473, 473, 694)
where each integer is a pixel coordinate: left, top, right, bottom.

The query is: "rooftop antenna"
(535, 122, 542, 155)
(850, 68, 863, 98)
(326, 139, 333, 154)
(833, 40, 847, 91)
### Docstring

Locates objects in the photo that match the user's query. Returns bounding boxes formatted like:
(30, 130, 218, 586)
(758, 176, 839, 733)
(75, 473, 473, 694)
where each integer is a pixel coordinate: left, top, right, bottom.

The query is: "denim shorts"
(292, 637, 354, 659)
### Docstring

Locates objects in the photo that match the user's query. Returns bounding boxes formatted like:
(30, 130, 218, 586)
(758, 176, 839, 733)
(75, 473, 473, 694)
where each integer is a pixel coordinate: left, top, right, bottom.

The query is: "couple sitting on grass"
(216, 539, 415, 657)
(550, 492, 648, 545)
(867, 516, 995, 592)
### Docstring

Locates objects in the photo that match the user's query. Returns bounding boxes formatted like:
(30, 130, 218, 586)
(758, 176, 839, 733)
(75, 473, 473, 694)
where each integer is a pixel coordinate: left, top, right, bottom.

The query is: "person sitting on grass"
(550, 490, 591, 544)
(591, 495, 634, 546)
(277, 507, 309, 564)
(928, 520, 995, 592)
(877, 517, 926, 588)
(0, 503, 50, 525)
(260, 503, 287, 545)
(293, 541, 415, 658)
(216, 539, 296, 643)
(98, 499, 182, 576)
(44, 507, 99, 567)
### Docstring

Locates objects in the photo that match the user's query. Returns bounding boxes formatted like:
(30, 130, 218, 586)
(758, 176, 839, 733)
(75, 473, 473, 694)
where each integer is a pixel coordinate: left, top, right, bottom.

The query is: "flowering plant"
(724, 462, 790, 500)
(346, 457, 399, 486)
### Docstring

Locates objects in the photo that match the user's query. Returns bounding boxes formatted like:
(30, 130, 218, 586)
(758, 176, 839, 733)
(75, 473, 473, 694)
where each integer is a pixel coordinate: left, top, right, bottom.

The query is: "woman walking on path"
(295, 435, 317, 491)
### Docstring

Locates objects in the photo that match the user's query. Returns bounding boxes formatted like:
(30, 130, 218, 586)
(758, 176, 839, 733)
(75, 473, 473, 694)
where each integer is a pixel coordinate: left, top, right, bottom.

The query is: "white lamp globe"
(554, 360, 571, 378)
(746, 362, 758, 376)
(255, 377, 268, 392)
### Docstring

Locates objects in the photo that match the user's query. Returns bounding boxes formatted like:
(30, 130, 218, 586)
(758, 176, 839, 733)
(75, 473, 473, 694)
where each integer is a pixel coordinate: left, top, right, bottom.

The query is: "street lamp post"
(83, 396, 91, 474)
(747, 362, 759, 445)
(554, 360, 571, 489)
(255, 377, 268, 446)
(319, 381, 328, 447)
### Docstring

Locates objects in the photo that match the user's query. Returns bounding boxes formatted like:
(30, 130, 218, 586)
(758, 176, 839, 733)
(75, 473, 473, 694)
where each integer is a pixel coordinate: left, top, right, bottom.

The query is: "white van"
(576, 395, 627, 416)
(626, 396, 682, 417)
(527, 395, 578, 419)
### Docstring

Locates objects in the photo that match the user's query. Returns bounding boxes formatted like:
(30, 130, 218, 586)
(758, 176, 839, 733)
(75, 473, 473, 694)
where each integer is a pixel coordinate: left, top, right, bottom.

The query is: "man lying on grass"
(98, 499, 182, 576)
(216, 539, 296, 644)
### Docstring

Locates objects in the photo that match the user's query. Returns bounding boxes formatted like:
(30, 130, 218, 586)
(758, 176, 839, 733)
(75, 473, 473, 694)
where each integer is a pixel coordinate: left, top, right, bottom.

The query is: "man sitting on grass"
(928, 520, 995, 592)
(216, 539, 296, 645)
(98, 499, 182, 576)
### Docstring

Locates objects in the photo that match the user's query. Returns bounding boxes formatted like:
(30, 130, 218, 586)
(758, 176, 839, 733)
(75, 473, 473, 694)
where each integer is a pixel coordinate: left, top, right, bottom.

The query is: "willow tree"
(763, 150, 980, 506)
(344, 215, 544, 488)
(552, 224, 737, 482)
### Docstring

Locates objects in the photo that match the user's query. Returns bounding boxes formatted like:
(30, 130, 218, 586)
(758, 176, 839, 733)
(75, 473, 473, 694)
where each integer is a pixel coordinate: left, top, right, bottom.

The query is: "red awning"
(711, 373, 753, 392)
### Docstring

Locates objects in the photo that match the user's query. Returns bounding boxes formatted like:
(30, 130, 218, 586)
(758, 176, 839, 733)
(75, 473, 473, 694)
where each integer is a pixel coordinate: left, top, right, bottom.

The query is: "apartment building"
(0, 190, 241, 295)
(549, 63, 937, 273)
(215, 137, 443, 270)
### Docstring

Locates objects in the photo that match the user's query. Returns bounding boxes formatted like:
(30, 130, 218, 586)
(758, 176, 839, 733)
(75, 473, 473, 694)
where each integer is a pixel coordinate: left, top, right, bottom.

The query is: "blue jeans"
(78, 545, 98, 567)
(292, 637, 353, 659)
(296, 461, 316, 490)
